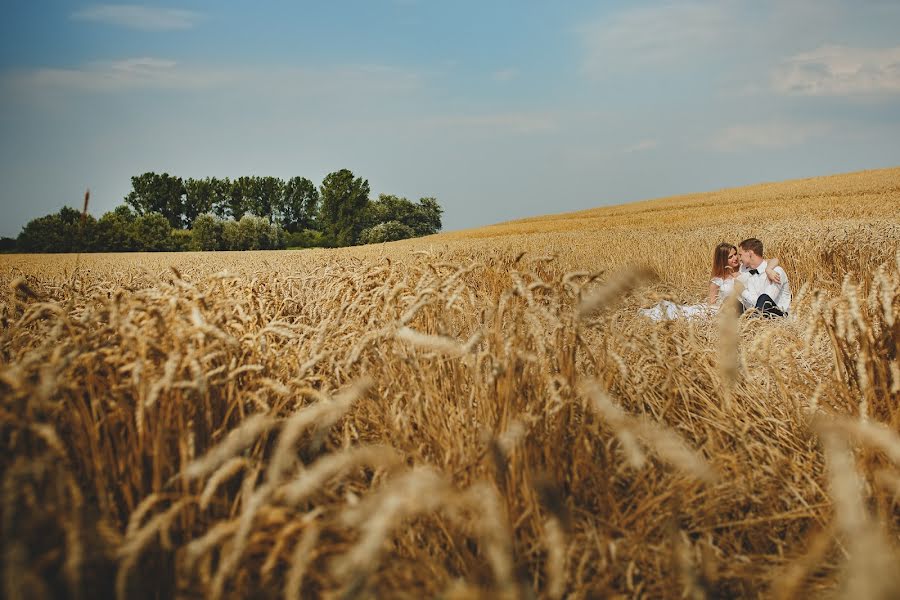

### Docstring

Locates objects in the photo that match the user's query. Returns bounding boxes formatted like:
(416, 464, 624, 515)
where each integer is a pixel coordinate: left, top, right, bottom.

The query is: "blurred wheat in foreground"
(1, 167, 900, 599)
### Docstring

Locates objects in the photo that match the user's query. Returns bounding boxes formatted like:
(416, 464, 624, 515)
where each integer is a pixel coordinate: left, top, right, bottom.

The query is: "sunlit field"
(2, 167, 899, 599)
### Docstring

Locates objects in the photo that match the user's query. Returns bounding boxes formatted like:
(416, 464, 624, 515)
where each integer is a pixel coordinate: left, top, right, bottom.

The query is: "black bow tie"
(749, 269, 759, 275)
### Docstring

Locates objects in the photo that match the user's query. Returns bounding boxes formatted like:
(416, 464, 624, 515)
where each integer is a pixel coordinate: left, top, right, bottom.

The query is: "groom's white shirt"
(738, 260, 791, 314)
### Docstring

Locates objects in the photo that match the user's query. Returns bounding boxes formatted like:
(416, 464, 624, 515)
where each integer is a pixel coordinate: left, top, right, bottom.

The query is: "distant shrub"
(221, 220, 240, 250)
(133, 213, 173, 252)
(17, 207, 98, 253)
(191, 214, 224, 251)
(170, 229, 194, 252)
(358, 221, 415, 245)
(220, 215, 286, 250)
(238, 215, 273, 250)
(362, 195, 443, 237)
(286, 228, 327, 248)
(96, 207, 138, 251)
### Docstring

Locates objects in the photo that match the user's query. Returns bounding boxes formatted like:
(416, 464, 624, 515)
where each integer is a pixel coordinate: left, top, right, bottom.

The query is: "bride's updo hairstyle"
(712, 242, 737, 278)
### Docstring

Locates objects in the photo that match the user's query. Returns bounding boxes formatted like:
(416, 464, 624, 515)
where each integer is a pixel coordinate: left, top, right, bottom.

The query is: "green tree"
(245, 176, 283, 222)
(61, 206, 99, 251)
(222, 220, 241, 250)
(285, 228, 326, 248)
(362, 194, 417, 230)
(227, 177, 251, 221)
(124, 172, 186, 229)
(358, 220, 415, 244)
(237, 214, 267, 249)
(191, 213, 224, 251)
(17, 206, 96, 252)
(362, 194, 443, 238)
(183, 178, 218, 228)
(210, 178, 233, 220)
(133, 212, 173, 251)
(411, 197, 443, 236)
(96, 206, 138, 251)
(170, 229, 194, 252)
(319, 169, 370, 246)
(220, 215, 285, 250)
(278, 177, 319, 232)
(238, 215, 285, 249)
(18, 213, 68, 252)
(113, 204, 137, 221)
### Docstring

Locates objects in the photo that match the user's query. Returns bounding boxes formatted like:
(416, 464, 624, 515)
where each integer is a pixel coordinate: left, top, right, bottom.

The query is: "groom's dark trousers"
(754, 294, 785, 318)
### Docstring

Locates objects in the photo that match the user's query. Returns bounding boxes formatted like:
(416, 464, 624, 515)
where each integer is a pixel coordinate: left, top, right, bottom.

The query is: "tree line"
(5, 169, 443, 253)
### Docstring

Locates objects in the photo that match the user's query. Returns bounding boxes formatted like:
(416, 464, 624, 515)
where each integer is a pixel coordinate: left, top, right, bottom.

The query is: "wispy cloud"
(492, 68, 519, 82)
(772, 45, 900, 96)
(7, 59, 422, 96)
(13, 58, 232, 92)
(624, 139, 659, 153)
(579, 2, 731, 76)
(71, 4, 202, 31)
(709, 121, 830, 151)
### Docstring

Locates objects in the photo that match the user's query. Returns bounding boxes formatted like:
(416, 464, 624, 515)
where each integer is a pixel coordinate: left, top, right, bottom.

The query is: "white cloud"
(709, 121, 830, 151)
(71, 4, 201, 31)
(773, 45, 900, 96)
(579, 2, 732, 76)
(624, 139, 659, 153)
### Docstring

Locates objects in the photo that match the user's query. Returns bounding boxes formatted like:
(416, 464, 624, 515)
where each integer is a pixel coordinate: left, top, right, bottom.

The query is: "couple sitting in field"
(640, 237, 791, 321)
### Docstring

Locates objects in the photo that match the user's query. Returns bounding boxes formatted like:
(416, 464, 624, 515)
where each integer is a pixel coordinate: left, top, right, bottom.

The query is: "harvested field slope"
(442, 166, 900, 238)
(1, 167, 899, 599)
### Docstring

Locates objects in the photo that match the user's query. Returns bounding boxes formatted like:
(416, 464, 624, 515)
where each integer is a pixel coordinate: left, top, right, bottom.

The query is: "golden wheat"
(0, 167, 899, 598)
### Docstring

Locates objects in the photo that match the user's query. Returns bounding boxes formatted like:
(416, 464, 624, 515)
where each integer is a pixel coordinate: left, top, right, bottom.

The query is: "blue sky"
(1, 1, 899, 237)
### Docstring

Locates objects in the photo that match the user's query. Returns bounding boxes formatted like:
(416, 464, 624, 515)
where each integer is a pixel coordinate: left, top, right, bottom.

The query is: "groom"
(737, 238, 791, 318)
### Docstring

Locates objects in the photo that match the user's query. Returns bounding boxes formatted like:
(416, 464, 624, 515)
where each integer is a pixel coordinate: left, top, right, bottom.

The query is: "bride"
(639, 243, 780, 321)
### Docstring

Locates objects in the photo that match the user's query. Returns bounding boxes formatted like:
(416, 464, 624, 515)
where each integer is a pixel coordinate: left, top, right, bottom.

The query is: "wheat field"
(1, 167, 899, 599)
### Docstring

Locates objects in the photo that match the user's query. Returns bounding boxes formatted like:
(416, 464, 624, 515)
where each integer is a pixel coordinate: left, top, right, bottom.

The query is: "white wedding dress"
(639, 276, 736, 322)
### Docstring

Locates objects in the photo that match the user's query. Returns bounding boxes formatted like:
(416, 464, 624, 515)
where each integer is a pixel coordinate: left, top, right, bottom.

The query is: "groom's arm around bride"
(737, 238, 791, 318)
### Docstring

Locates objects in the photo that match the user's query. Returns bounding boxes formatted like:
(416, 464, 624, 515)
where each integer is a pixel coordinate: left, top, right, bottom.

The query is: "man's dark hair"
(739, 238, 764, 257)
